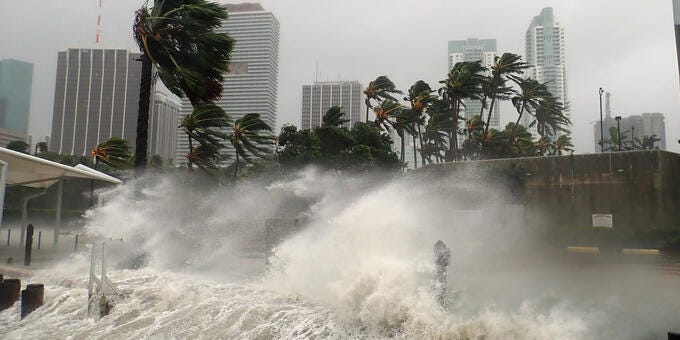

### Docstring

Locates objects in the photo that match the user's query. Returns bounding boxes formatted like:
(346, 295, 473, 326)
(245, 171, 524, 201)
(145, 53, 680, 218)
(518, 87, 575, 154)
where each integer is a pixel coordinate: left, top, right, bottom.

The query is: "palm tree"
(372, 99, 403, 132)
(599, 126, 630, 151)
(132, 0, 234, 174)
(422, 99, 451, 164)
(439, 61, 485, 161)
(391, 109, 415, 169)
(90, 137, 131, 207)
(321, 106, 349, 128)
(405, 80, 436, 168)
(635, 134, 661, 150)
(552, 134, 574, 155)
(531, 96, 570, 139)
(364, 76, 402, 122)
(90, 137, 132, 169)
(179, 102, 231, 170)
(229, 113, 273, 177)
(509, 78, 551, 140)
(482, 53, 529, 138)
(535, 136, 554, 156)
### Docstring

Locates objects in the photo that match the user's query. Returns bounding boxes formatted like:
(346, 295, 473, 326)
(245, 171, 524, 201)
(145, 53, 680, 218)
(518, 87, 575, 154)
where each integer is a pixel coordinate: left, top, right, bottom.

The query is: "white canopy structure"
(0, 147, 122, 247)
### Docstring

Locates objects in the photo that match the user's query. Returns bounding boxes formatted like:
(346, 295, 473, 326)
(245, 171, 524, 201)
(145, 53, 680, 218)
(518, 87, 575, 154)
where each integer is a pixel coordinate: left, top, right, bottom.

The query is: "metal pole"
(599, 88, 604, 152)
(54, 178, 63, 247)
(616, 119, 622, 151)
(0, 160, 7, 230)
(631, 126, 635, 149)
(87, 243, 96, 317)
(21, 191, 46, 245)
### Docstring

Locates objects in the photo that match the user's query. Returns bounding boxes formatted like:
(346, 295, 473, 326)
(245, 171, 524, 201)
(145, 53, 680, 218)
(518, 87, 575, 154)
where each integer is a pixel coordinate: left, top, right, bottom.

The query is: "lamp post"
(615, 116, 622, 151)
(599, 88, 605, 152)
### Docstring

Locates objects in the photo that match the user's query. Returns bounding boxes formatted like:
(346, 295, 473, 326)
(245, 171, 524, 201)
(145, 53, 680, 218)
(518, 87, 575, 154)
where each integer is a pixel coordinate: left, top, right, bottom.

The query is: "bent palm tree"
(91, 137, 132, 169)
(439, 61, 485, 161)
(321, 106, 349, 128)
(532, 96, 570, 139)
(510, 78, 551, 139)
(230, 113, 273, 177)
(133, 0, 234, 173)
(179, 102, 231, 170)
(405, 80, 436, 168)
(90, 137, 131, 207)
(483, 53, 529, 138)
(364, 76, 401, 122)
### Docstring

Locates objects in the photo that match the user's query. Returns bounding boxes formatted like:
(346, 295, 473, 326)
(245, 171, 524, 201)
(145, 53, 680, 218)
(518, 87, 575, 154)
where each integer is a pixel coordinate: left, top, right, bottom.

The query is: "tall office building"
(0, 59, 33, 136)
(448, 38, 499, 147)
(524, 7, 568, 136)
(176, 3, 280, 166)
(149, 92, 180, 164)
(301, 81, 362, 129)
(50, 48, 141, 155)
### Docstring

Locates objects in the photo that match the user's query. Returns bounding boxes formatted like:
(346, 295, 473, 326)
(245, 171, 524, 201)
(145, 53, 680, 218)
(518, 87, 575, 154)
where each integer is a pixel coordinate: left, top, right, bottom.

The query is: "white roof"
(0, 147, 123, 188)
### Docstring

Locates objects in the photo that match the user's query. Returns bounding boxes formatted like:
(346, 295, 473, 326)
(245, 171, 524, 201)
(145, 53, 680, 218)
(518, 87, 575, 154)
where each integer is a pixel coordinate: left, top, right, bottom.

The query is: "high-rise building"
(301, 81, 362, 129)
(0, 59, 33, 135)
(524, 7, 568, 136)
(448, 39, 499, 130)
(176, 3, 280, 166)
(149, 92, 180, 164)
(50, 48, 141, 155)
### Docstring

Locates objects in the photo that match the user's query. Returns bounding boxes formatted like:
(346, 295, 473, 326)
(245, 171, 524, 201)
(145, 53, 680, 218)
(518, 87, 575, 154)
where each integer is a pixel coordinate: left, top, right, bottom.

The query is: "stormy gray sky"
(1, 0, 678, 153)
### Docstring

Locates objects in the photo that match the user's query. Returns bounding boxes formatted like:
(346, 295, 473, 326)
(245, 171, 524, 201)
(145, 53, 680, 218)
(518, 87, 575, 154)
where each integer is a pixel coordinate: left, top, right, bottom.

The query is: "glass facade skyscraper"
(0, 59, 33, 134)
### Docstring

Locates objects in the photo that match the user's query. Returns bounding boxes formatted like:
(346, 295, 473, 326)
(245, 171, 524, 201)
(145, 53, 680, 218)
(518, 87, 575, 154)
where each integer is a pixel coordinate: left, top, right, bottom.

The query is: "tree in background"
(229, 113, 273, 177)
(179, 102, 231, 171)
(363, 76, 402, 123)
(6, 141, 29, 154)
(321, 106, 349, 128)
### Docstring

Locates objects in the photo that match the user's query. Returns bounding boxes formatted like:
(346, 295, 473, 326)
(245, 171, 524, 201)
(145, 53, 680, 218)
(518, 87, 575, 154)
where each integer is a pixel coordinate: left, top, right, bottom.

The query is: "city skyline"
(0, 1, 678, 155)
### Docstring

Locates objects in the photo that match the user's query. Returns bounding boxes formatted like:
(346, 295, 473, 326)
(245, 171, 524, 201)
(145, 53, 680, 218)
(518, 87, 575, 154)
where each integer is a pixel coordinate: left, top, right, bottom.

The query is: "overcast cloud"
(1, 0, 678, 153)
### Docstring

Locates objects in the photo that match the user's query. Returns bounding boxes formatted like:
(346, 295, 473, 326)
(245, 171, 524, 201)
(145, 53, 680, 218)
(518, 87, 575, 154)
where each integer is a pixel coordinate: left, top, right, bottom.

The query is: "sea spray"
(1, 168, 679, 338)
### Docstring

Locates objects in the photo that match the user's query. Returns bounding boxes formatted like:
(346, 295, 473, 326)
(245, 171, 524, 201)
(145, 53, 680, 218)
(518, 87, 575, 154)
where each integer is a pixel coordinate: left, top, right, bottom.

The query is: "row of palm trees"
(133, 0, 273, 177)
(363, 52, 573, 169)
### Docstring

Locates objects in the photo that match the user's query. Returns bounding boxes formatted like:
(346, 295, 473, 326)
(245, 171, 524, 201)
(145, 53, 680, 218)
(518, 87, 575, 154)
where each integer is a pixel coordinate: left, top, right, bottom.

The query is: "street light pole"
(615, 116, 622, 151)
(599, 88, 605, 152)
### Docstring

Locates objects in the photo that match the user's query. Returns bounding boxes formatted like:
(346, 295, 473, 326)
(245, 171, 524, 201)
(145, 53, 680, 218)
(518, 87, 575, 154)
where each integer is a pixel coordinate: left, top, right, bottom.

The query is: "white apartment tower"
(524, 7, 568, 136)
(176, 3, 280, 166)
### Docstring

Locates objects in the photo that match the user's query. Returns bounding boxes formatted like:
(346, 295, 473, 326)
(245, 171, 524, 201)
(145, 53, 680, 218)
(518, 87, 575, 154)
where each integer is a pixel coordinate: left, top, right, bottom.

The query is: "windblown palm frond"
(91, 137, 132, 169)
(321, 106, 349, 128)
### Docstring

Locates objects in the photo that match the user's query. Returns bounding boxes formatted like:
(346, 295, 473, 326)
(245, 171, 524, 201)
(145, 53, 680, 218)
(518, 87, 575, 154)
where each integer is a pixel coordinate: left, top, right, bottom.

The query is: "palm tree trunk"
(233, 152, 240, 178)
(509, 102, 527, 151)
(134, 53, 152, 177)
(483, 92, 497, 136)
(435, 139, 442, 163)
(400, 131, 405, 170)
(186, 132, 194, 171)
(417, 123, 425, 166)
(411, 123, 418, 169)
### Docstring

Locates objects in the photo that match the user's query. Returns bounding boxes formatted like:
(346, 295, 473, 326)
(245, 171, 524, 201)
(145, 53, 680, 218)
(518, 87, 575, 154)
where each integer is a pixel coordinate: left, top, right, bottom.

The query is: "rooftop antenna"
(315, 61, 318, 82)
(95, 0, 103, 44)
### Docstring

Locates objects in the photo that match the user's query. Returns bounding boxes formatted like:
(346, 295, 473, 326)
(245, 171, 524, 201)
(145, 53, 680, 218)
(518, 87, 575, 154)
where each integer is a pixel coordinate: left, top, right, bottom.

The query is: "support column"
(54, 178, 63, 247)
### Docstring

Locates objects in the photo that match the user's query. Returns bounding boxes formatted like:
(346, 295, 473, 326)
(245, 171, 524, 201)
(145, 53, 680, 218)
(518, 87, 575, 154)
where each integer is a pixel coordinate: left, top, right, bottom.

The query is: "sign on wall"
(592, 214, 613, 228)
